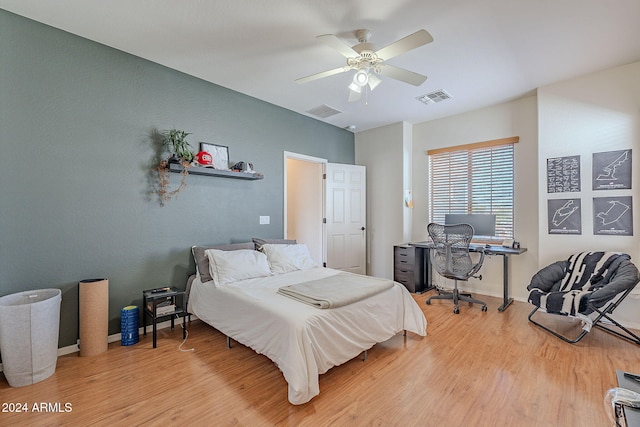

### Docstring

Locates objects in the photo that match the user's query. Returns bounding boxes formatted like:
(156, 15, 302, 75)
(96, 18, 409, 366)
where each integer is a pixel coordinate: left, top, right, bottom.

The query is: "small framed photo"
(200, 142, 229, 170)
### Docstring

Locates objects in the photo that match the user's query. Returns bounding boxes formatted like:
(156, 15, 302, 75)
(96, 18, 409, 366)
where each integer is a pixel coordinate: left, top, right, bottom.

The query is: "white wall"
(538, 61, 640, 327)
(357, 62, 640, 329)
(412, 96, 540, 301)
(355, 122, 407, 279)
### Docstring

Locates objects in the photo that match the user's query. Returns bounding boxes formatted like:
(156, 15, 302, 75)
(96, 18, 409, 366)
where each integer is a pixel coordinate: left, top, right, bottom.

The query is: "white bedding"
(188, 266, 427, 405)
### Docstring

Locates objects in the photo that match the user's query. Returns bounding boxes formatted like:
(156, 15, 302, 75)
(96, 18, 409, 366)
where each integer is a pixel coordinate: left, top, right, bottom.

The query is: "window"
(428, 137, 518, 238)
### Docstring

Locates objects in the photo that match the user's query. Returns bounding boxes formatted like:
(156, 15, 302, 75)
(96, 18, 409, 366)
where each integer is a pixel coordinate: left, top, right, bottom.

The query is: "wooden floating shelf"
(168, 162, 263, 180)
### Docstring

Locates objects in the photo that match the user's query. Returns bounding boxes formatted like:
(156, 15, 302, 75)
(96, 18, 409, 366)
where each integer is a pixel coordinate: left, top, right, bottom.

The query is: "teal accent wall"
(0, 10, 354, 347)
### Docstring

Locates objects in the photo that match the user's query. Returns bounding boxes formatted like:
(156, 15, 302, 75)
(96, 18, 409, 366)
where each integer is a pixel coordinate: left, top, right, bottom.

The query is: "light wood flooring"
(1, 292, 638, 426)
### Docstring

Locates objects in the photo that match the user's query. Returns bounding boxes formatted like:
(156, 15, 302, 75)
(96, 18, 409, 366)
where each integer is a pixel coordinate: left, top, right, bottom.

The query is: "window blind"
(428, 138, 516, 238)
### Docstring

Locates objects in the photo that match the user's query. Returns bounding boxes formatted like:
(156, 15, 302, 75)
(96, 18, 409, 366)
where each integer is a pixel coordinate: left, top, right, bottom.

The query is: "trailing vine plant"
(155, 129, 195, 206)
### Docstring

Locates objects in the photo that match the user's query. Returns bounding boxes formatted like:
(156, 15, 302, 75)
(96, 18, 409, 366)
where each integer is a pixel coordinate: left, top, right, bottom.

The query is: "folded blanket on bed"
(277, 273, 394, 309)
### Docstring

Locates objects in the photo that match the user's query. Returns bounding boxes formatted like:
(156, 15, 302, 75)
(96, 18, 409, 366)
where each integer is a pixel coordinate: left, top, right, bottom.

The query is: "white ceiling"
(2, 0, 640, 132)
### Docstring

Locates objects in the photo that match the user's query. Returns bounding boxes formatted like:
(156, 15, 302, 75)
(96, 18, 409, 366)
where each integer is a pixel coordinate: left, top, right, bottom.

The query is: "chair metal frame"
(425, 222, 487, 314)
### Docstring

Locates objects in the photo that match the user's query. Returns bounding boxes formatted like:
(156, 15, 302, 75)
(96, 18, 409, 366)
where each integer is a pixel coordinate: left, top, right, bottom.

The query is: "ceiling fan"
(296, 29, 433, 102)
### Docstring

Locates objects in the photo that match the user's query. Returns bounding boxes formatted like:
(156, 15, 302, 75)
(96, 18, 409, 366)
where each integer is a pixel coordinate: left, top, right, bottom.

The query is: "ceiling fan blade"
(375, 29, 433, 60)
(317, 34, 359, 58)
(295, 66, 349, 84)
(378, 65, 427, 86)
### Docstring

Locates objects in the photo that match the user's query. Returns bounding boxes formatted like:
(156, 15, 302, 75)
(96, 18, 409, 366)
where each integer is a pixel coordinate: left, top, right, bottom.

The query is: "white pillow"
(261, 243, 317, 274)
(205, 249, 270, 286)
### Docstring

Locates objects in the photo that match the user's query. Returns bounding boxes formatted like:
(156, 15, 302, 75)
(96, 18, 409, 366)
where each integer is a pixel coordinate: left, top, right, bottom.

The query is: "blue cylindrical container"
(120, 305, 139, 346)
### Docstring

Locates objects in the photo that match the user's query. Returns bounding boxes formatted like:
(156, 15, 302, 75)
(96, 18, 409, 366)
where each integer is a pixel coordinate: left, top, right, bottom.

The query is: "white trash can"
(0, 289, 62, 387)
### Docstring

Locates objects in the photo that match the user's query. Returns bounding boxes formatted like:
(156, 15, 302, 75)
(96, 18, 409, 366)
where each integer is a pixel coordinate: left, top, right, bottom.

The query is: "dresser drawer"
(395, 257, 414, 270)
(394, 245, 415, 264)
(394, 275, 415, 291)
(393, 269, 415, 283)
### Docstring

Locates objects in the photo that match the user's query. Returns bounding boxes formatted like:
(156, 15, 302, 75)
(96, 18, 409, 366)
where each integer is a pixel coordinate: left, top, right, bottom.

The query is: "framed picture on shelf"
(200, 142, 229, 170)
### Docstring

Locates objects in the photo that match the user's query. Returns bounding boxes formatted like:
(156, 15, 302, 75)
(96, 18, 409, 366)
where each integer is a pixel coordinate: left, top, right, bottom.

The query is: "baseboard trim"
(0, 315, 197, 373)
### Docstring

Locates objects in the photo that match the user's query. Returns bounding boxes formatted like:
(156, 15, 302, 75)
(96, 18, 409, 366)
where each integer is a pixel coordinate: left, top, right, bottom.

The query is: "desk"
(410, 241, 527, 311)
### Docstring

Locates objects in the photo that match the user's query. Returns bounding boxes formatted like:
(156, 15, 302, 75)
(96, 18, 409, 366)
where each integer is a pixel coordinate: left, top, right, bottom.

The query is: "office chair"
(426, 222, 487, 314)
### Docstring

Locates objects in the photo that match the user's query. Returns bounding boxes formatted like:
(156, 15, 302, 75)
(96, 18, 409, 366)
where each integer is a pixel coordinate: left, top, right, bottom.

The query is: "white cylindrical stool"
(0, 289, 62, 387)
(78, 278, 109, 356)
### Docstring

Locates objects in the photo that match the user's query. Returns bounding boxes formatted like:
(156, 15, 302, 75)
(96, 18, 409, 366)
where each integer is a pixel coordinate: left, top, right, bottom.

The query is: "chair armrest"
(468, 250, 485, 277)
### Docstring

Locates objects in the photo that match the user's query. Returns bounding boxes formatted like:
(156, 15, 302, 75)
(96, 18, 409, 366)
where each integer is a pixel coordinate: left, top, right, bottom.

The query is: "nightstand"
(142, 287, 186, 348)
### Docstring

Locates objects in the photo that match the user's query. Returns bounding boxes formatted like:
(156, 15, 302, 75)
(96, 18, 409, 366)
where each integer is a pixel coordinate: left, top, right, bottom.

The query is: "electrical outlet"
(259, 216, 270, 225)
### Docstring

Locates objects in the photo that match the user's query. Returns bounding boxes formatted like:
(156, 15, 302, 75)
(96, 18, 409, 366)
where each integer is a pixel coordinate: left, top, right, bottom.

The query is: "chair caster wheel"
(426, 300, 431, 305)
(453, 307, 460, 314)
(482, 306, 488, 312)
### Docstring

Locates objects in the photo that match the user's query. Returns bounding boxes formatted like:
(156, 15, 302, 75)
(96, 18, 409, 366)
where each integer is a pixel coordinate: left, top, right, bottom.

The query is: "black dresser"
(393, 244, 426, 293)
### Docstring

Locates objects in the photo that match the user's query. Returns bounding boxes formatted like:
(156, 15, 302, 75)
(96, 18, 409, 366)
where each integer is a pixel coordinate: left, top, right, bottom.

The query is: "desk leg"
(498, 254, 513, 312)
(424, 248, 435, 292)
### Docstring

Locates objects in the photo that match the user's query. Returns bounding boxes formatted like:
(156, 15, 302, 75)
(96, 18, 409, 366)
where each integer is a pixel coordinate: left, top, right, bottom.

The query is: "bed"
(187, 240, 427, 405)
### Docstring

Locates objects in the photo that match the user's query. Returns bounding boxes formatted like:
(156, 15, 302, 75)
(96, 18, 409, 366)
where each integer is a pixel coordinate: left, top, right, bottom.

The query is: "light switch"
(259, 216, 270, 225)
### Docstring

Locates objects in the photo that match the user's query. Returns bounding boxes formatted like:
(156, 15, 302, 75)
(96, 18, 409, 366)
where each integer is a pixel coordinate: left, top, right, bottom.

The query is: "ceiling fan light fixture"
(367, 73, 381, 91)
(348, 89, 362, 102)
(353, 69, 369, 86)
(348, 81, 362, 93)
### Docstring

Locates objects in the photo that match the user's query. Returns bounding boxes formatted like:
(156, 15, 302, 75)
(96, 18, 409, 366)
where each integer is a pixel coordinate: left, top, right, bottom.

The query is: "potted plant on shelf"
(164, 129, 195, 164)
(155, 128, 195, 206)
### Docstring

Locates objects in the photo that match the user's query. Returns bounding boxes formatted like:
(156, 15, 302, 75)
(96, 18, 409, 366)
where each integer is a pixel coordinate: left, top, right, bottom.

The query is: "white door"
(325, 163, 366, 274)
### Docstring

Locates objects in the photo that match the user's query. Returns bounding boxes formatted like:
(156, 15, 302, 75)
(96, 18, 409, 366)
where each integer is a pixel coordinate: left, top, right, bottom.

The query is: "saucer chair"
(527, 251, 640, 344)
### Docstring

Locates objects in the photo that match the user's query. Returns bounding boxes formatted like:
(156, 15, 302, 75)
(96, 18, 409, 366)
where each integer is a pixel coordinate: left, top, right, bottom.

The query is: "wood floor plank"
(1, 293, 637, 426)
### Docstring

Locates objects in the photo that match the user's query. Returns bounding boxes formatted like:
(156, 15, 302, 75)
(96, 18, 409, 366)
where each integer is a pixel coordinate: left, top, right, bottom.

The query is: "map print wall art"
(593, 196, 633, 236)
(548, 198, 582, 234)
(593, 149, 632, 190)
(547, 155, 580, 193)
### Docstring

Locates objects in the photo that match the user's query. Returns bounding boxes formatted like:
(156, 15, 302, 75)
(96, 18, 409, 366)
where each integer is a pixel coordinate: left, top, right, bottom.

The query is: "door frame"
(283, 151, 328, 264)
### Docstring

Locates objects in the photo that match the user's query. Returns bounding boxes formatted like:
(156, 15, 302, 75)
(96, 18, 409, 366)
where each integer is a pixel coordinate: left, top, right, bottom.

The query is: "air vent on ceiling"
(416, 90, 452, 105)
(306, 104, 342, 118)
